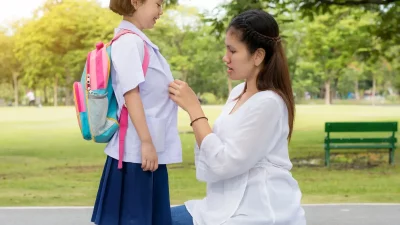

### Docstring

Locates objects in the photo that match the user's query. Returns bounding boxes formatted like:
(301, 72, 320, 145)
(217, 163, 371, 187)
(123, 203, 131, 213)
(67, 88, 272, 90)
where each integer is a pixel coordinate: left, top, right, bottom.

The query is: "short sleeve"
(111, 34, 145, 96)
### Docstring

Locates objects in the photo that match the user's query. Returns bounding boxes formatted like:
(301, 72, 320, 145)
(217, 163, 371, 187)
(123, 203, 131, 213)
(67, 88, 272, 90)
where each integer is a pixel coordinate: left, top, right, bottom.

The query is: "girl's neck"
(123, 16, 143, 30)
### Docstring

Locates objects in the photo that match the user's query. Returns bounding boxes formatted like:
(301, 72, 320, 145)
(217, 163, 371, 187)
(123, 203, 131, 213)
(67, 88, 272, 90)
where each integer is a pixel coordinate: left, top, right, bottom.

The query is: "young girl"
(91, 0, 182, 224)
(168, 9, 306, 225)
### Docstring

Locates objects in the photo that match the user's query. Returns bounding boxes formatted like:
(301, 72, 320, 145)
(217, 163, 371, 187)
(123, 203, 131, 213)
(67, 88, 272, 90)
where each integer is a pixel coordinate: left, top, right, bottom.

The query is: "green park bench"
(324, 122, 398, 167)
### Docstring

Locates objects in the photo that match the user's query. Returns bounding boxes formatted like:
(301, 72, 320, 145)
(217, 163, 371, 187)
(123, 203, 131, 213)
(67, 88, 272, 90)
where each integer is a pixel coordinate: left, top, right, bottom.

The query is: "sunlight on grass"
(0, 105, 399, 206)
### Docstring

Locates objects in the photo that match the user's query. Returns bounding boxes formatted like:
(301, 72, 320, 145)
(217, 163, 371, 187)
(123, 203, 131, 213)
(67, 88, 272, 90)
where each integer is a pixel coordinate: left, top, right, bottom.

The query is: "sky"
(0, 0, 227, 26)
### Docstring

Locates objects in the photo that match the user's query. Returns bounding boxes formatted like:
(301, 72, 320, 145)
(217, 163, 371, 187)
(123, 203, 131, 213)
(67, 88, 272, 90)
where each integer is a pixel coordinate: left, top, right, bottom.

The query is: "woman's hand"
(169, 80, 212, 146)
(169, 80, 201, 113)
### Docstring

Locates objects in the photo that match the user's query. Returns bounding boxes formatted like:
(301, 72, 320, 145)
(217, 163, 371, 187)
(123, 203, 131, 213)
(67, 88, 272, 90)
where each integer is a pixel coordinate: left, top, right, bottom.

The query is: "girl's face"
(133, 0, 163, 30)
(222, 29, 259, 81)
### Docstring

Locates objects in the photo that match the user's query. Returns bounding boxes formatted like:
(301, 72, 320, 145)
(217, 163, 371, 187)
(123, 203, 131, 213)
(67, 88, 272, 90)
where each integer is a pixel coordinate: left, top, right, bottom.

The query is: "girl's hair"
(109, 0, 145, 16)
(228, 9, 295, 141)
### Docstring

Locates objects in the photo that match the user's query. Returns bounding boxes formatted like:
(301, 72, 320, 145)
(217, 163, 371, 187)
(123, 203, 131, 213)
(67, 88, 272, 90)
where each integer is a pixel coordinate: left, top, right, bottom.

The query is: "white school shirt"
(185, 83, 307, 225)
(104, 20, 182, 165)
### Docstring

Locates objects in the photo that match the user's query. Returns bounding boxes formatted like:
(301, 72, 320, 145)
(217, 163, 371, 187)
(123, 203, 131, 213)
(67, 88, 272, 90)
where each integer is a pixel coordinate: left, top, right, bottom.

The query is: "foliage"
(0, 0, 398, 106)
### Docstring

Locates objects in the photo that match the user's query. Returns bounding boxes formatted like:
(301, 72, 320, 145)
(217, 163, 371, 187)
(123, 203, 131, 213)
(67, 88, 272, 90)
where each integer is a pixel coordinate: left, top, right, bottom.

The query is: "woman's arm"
(168, 80, 212, 146)
(188, 83, 244, 146)
(187, 106, 213, 147)
(169, 80, 283, 182)
(194, 97, 282, 183)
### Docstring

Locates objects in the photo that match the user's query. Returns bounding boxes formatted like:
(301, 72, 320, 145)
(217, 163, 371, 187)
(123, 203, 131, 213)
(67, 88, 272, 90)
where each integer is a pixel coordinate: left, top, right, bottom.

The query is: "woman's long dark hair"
(228, 9, 295, 141)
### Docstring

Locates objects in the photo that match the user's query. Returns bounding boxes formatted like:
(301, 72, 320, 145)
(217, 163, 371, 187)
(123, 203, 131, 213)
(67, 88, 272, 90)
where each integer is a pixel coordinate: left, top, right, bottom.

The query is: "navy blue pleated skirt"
(91, 156, 172, 225)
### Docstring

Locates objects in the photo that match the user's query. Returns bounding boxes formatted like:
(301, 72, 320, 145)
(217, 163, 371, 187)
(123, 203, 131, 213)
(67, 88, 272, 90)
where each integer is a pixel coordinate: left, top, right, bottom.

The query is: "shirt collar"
(115, 20, 159, 50)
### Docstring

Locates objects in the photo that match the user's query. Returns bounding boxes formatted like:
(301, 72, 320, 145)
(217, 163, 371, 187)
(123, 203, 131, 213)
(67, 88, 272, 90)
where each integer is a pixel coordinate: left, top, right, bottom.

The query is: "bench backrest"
(325, 122, 398, 133)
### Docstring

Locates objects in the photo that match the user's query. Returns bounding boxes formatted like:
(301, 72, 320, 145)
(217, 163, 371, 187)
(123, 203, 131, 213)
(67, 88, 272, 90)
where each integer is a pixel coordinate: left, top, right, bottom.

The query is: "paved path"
(0, 204, 399, 225)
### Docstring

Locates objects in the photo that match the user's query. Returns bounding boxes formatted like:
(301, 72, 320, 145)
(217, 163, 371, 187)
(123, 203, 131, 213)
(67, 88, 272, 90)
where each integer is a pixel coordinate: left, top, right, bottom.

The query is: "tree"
(147, 5, 229, 100)
(299, 8, 379, 104)
(0, 30, 22, 106)
(209, 0, 400, 44)
(14, 0, 120, 106)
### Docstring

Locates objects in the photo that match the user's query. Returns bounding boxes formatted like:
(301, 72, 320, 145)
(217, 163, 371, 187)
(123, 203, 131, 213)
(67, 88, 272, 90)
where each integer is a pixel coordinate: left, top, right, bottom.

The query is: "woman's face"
(222, 29, 258, 81)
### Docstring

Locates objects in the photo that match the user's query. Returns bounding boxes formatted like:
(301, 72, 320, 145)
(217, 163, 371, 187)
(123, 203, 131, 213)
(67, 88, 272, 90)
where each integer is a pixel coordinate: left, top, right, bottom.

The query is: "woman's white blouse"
(185, 82, 306, 225)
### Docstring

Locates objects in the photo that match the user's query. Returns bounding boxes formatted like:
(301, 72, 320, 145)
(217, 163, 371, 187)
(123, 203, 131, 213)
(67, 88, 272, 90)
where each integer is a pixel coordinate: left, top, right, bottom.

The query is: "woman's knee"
(171, 205, 193, 225)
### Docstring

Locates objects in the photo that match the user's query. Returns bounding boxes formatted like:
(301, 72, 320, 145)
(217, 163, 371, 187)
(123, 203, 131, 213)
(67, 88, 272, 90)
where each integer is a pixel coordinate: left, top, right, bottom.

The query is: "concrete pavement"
(0, 204, 399, 225)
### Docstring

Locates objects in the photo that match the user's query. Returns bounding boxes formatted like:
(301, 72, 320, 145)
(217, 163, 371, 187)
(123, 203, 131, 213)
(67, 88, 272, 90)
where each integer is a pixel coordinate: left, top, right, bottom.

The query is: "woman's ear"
(254, 48, 266, 67)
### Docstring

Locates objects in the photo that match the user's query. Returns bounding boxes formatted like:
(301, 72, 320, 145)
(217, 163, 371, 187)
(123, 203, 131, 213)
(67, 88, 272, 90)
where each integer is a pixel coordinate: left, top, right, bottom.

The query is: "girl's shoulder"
(111, 33, 146, 61)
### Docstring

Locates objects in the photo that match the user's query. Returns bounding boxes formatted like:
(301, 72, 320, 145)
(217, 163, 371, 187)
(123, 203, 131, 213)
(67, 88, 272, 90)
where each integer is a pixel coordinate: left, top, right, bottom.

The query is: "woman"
(168, 9, 306, 225)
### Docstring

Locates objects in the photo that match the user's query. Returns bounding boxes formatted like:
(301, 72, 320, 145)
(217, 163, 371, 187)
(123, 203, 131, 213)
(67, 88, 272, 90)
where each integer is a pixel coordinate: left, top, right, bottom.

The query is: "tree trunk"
(289, 38, 301, 81)
(12, 72, 19, 107)
(44, 86, 48, 104)
(354, 78, 360, 100)
(65, 88, 73, 106)
(331, 77, 339, 104)
(54, 76, 58, 106)
(330, 88, 334, 104)
(372, 75, 376, 106)
(325, 80, 331, 105)
(65, 68, 73, 106)
(182, 70, 188, 82)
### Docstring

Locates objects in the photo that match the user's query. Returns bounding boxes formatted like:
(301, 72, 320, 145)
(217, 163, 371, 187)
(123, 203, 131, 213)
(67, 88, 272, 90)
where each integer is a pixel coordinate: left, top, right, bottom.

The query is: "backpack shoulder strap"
(110, 29, 150, 76)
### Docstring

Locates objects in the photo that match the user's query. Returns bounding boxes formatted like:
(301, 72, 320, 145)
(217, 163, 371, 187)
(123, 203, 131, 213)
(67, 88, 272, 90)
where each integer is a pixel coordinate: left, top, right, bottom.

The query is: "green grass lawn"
(0, 105, 399, 206)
